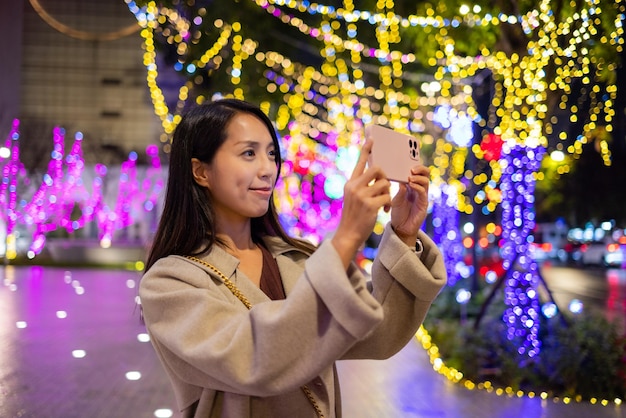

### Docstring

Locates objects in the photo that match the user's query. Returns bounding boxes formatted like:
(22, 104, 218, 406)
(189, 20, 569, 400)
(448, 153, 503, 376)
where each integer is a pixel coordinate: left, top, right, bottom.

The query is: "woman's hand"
(389, 165, 430, 247)
(331, 139, 391, 269)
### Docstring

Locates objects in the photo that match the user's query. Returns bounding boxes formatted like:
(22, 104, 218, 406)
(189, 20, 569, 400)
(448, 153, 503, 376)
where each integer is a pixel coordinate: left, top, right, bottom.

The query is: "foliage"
(408, 0, 623, 76)
(131, 0, 431, 108)
(424, 279, 626, 400)
(129, 0, 625, 223)
(535, 140, 626, 226)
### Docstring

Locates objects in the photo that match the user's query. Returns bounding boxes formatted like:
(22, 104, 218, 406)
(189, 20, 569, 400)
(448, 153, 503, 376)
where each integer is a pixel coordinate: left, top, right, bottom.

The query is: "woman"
(139, 98, 446, 418)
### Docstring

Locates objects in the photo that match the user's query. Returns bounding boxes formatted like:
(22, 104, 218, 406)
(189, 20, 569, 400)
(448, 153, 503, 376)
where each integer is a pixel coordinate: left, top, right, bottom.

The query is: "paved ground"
(1, 265, 625, 418)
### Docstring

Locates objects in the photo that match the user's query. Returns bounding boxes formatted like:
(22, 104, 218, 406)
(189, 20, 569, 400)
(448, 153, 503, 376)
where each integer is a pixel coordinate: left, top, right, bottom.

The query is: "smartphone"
(366, 125, 421, 183)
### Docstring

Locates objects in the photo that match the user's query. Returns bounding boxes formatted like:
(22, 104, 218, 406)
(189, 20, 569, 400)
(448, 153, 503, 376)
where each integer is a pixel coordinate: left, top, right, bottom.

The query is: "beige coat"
(139, 224, 446, 418)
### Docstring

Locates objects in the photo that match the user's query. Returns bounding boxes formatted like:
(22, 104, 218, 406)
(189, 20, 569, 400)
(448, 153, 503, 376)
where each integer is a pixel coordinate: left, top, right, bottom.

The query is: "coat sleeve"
(138, 240, 384, 398)
(341, 223, 447, 360)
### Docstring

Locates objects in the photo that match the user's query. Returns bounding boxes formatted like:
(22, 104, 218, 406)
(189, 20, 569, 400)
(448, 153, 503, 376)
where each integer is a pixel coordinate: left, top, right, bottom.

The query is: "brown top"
(259, 243, 286, 300)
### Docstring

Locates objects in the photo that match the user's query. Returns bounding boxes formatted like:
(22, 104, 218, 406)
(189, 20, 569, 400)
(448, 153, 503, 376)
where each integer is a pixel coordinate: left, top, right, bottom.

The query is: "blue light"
(485, 271, 498, 284)
(541, 302, 558, 318)
(433, 105, 451, 129)
(569, 299, 584, 314)
(447, 114, 473, 147)
(455, 289, 472, 304)
(323, 174, 346, 199)
(500, 143, 546, 359)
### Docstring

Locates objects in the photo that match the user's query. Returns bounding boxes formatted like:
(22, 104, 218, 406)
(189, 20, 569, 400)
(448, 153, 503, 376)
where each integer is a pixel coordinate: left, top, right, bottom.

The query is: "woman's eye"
(243, 150, 255, 157)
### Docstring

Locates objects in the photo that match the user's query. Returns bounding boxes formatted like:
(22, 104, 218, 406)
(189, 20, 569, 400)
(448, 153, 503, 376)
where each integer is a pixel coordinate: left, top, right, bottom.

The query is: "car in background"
(562, 240, 584, 265)
(576, 239, 625, 268)
(578, 241, 609, 266)
(530, 221, 569, 263)
(529, 241, 555, 263)
(603, 242, 625, 267)
(567, 224, 626, 268)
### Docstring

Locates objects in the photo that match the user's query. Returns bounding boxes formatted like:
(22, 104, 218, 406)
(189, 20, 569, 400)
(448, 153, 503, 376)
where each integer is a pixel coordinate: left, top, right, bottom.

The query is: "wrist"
(391, 225, 417, 248)
(330, 235, 359, 269)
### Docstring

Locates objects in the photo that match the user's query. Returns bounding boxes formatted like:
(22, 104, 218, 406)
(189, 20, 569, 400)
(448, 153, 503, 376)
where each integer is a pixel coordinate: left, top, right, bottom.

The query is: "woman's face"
(205, 112, 278, 225)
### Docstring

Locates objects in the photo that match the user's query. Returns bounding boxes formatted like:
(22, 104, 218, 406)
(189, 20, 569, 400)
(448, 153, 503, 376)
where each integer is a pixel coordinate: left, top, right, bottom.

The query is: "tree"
(130, 0, 624, 223)
(116, 0, 626, 394)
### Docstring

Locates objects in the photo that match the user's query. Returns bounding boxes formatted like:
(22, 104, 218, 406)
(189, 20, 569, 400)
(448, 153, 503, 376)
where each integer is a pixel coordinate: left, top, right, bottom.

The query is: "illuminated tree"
(124, 0, 624, 373)
(129, 0, 623, 217)
(406, 0, 625, 223)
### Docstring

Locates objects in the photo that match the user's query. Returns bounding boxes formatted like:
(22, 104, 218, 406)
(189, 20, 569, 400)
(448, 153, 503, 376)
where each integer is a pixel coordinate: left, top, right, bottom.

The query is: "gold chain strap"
(185, 256, 325, 418)
(186, 255, 253, 309)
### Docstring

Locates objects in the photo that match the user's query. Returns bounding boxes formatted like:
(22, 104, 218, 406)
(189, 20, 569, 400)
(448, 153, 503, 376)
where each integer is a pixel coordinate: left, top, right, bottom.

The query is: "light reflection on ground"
(1, 264, 625, 418)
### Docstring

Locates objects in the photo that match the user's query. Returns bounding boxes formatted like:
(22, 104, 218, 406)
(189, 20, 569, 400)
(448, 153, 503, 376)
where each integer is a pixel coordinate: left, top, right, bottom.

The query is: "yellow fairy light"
(135, 7, 235, 136)
(135, 0, 624, 215)
(415, 326, 623, 407)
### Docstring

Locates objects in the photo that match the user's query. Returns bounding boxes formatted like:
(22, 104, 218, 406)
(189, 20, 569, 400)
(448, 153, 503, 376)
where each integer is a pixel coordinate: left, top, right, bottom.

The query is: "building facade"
(3, 0, 161, 170)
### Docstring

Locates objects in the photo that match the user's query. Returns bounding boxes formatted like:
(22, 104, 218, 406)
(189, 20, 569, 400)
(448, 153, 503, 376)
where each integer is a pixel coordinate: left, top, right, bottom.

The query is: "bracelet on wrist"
(414, 238, 424, 255)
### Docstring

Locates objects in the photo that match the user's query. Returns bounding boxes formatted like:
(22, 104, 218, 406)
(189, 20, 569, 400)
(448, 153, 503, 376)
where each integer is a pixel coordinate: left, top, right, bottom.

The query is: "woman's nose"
(259, 155, 276, 176)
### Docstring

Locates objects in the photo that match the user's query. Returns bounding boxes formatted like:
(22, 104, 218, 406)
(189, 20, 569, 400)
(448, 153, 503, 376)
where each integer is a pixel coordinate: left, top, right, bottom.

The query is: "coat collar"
(193, 235, 310, 304)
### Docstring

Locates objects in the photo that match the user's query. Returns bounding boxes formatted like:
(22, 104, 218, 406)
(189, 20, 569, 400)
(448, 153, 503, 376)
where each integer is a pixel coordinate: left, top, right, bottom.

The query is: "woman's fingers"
(332, 139, 395, 268)
(409, 164, 429, 182)
(407, 166, 430, 196)
(342, 166, 390, 221)
(350, 139, 374, 180)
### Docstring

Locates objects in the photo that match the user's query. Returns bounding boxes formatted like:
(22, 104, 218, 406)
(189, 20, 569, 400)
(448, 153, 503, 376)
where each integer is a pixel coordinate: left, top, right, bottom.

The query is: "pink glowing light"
(140, 144, 163, 213)
(23, 126, 66, 254)
(1, 120, 352, 255)
(97, 152, 139, 244)
(0, 119, 25, 236)
(0, 123, 167, 256)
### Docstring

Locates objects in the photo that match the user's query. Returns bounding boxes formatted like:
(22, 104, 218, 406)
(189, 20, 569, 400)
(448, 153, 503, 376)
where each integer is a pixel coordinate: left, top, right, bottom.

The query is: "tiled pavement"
(1, 265, 625, 418)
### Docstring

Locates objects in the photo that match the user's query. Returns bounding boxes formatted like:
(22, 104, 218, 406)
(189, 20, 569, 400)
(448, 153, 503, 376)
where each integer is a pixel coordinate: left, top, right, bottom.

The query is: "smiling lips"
(251, 187, 272, 197)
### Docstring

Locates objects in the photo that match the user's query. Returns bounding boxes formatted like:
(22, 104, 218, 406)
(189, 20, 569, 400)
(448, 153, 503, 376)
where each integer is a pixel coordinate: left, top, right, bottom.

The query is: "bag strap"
(184, 256, 324, 418)
(185, 255, 252, 308)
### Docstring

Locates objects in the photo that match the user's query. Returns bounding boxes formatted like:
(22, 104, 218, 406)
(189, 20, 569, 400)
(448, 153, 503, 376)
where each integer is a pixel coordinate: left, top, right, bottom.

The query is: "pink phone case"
(366, 125, 421, 183)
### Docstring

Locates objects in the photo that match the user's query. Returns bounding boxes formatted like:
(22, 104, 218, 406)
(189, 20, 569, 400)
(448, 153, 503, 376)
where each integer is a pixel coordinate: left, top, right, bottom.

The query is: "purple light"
(0, 124, 168, 256)
(500, 143, 545, 359)
(431, 185, 463, 286)
(22, 126, 66, 253)
(1, 119, 23, 236)
(97, 155, 139, 241)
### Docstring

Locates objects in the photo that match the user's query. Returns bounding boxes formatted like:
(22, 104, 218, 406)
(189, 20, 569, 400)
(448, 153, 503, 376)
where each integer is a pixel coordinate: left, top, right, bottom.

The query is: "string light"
(109, 0, 626, 393)
(129, 0, 624, 179)
(430, 184, 464, 285)
(4, 1, 626, 402)
(499, 143, 545, 358)
(254, 0, 516, 30)
(415, 326, 624, 407)
(0, 120, 24, 259)
(0, 125, 164, 257)
(113, 1, 625, 292)
(436, 1, 624, 168)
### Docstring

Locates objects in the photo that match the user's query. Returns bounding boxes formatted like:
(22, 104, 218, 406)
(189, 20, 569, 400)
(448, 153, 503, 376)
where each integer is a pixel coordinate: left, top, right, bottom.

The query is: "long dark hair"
(144, 98, 315, 271)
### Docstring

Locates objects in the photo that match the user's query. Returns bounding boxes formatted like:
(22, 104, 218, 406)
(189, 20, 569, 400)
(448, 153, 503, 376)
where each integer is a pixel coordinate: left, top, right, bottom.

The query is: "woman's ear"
(191, 158, 211, 188)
